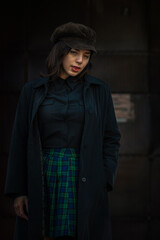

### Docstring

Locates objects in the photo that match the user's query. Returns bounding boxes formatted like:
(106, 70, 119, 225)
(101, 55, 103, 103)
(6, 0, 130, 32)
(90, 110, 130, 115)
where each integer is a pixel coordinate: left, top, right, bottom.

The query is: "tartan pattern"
(42, 148, 80, 238)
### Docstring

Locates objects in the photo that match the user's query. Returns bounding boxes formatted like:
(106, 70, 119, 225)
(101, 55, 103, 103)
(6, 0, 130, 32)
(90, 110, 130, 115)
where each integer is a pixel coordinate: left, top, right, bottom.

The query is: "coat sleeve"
(103, 84, 121, 191)
(4, 83, 31, 198)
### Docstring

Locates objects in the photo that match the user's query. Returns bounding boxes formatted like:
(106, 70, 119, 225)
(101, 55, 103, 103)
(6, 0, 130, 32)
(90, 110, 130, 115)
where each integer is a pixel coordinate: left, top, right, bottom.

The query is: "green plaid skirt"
(42, 148, 80, 238)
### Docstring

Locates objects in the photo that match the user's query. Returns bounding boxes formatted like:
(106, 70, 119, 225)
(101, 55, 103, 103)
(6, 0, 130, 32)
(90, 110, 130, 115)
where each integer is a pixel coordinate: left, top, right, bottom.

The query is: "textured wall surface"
(1, 0, 160, 239)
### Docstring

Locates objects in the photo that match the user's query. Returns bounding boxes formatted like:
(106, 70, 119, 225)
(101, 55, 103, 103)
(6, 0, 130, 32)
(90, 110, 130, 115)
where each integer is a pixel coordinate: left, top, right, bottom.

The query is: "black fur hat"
(50, 22, 97, 53)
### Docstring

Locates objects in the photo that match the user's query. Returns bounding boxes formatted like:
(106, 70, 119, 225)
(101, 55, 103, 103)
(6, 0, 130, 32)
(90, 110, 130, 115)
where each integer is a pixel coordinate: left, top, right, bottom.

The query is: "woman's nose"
(76, 54, 83, 63)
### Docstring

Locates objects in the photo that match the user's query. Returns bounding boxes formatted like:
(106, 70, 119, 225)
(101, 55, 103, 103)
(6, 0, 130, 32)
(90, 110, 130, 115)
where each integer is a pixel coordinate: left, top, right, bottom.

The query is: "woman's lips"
(71, 66, 81, 72)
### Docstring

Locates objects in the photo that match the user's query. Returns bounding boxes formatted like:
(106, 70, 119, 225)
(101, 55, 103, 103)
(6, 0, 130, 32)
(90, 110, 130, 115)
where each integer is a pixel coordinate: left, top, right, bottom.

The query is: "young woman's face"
(60, 48, 91, 79)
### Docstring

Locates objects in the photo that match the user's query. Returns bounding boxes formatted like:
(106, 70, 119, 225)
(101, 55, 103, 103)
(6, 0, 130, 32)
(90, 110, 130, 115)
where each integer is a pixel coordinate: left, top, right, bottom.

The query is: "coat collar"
(32, 74, 103, 89)
(52, 76, 83, 90)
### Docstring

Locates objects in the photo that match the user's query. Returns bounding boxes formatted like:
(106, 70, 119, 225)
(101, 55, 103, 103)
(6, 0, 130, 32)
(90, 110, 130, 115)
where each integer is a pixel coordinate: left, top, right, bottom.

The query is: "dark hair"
(40, 41, 93, 81)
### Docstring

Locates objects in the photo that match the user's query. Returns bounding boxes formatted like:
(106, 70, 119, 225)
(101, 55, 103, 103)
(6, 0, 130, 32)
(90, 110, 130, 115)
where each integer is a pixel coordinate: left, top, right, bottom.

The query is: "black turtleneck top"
(37, 76, 85, 148)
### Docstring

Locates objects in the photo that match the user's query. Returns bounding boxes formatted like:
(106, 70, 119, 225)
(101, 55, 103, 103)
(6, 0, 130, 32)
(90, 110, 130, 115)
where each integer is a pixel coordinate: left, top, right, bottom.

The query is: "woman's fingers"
(14, 205, 20, 216)
(19, 201, 28, 220)
(14, 196, 29, 220)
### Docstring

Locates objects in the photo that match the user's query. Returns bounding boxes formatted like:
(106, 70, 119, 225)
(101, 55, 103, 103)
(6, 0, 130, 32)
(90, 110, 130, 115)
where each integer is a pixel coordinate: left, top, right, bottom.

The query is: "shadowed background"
(0, 0, 160, 239)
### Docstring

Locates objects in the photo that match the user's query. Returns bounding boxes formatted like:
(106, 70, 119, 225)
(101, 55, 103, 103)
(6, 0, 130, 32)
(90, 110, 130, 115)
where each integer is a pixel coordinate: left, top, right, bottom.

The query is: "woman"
(5, 22, 121, 240)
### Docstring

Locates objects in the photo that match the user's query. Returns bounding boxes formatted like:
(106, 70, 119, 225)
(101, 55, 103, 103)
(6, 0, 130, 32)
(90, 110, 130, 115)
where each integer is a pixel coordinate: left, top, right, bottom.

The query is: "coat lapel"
(30, 78, 49, 125)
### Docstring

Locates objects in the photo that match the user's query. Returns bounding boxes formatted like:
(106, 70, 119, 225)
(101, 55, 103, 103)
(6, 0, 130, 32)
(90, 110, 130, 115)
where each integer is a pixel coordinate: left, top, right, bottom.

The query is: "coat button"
(82, 177, 86, 182)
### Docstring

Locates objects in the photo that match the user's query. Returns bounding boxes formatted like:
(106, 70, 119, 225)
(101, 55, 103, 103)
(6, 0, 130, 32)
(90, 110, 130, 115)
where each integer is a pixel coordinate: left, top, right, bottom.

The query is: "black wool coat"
(5, 74, 121, 240)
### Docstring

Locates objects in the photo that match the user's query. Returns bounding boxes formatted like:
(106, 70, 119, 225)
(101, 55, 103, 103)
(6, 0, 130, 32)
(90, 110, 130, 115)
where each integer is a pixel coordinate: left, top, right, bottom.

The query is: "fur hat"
(50, 22, 97, 53)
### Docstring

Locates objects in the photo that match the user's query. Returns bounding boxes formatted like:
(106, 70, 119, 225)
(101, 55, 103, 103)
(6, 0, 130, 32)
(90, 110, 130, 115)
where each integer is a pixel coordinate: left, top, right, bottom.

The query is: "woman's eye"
(84, 55, 90, 59)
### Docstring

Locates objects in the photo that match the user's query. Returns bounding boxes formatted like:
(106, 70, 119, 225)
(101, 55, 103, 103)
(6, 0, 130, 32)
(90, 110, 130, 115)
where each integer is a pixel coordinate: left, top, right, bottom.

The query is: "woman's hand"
(14, 196, 28, 220)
